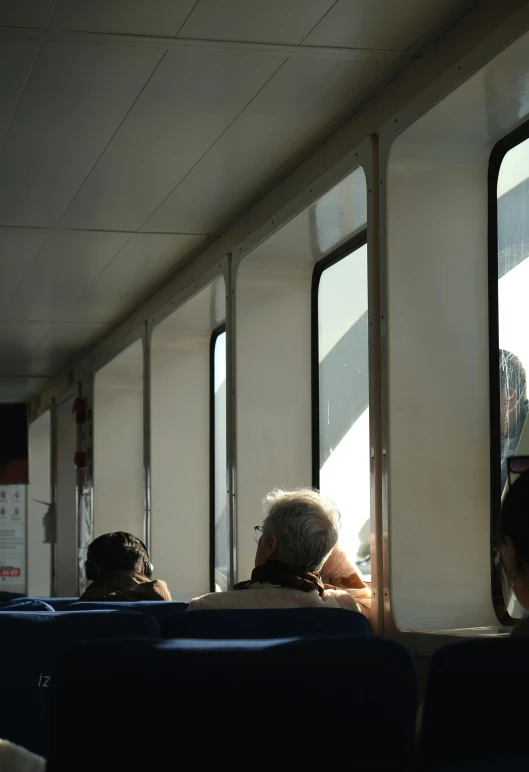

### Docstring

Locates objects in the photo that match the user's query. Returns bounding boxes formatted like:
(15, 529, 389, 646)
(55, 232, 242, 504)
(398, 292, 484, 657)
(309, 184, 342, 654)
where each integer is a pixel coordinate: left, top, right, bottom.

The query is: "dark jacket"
(78, 570, 171, 602)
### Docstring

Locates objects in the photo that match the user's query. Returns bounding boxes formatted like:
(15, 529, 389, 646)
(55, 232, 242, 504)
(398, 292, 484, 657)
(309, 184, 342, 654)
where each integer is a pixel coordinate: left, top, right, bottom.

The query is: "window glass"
(317, 241, 370, 580)
(212, 330, 228, 591)
(497, 137, 529, 619)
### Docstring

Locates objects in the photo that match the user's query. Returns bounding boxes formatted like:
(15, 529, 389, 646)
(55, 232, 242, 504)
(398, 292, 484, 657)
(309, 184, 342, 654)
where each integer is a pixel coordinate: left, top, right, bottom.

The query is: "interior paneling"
(59, 48, 286, 232)
(49, 0, 197, 37)
(0, 0, 56, 29)
(0, 41, 164, 228)
(177, 0, 336, 45)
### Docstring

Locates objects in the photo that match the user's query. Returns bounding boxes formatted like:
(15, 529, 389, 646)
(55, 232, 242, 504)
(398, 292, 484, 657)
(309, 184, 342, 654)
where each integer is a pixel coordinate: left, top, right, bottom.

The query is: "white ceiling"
(0, 0, 479, 399)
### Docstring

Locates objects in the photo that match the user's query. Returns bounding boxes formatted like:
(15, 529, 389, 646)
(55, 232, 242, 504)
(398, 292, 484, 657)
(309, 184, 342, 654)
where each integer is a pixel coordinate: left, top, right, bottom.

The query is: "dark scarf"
(233, 560, 326, 596)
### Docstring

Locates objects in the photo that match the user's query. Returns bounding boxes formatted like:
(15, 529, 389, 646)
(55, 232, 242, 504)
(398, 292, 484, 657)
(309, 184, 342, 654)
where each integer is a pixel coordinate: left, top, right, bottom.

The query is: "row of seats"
(45, 634, 529, 771)
(2, 601, 528, 769)
(0, 606, 369, 758)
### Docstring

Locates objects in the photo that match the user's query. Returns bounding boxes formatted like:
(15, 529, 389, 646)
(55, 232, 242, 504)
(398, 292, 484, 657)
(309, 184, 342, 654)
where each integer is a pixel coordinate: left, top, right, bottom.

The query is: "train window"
(313, 235, 370, 580)
(493, 132, 529, 620)
(211, 327, 228, 591)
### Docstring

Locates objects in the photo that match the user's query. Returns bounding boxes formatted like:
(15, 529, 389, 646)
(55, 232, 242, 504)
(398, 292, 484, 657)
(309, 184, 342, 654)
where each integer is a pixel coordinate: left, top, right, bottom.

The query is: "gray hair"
(261, 488, 340, 572)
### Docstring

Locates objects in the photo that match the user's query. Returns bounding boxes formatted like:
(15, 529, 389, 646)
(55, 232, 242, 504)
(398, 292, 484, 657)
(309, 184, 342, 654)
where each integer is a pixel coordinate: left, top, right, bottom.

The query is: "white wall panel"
(55, 396, 77, 596)
(50, 0, 196, 36)
(72, 233, 206, 324)
(178, 0, 335, 45)
(0, 0, 56, 28)
(304, 0, 463, 51)
(383, 28, 529, 632)
(151, 278, 225, 600)
(93, 339, 144, 540)
(59, 48, 286, 232)
(27, 411, 51, 596)
(143, 57, 384, 234)
(0, 41, 163, 227)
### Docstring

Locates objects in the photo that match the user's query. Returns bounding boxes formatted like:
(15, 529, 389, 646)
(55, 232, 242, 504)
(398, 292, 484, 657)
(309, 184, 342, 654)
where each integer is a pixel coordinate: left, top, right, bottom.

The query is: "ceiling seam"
(53, 47, 170, 230)
(138, 56, 290, 231)
(0, 224, 207, 237)
(0, 39, 42, 152)
(299, 0, 340, 44)
(46, 0, 59, 29)
(174, 0, 201, 37)
(0, 27, 413, 61)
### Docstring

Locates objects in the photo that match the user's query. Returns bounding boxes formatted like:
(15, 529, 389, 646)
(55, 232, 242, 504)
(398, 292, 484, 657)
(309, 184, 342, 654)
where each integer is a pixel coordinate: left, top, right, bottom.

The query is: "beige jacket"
(188, 582, 363, 612)
(0, 740, 45, 772)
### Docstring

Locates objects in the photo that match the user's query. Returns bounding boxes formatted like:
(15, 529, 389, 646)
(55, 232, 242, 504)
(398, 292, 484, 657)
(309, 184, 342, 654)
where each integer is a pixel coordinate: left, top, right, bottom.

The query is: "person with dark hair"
(500, 349, 529, 491)
(79, 532, 171, 601)
(499, 469, 529, 635)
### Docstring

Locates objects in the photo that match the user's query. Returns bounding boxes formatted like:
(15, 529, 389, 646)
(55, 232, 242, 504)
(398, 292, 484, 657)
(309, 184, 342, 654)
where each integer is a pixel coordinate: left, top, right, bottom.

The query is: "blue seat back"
(70, 600, 188, 622)
(0, 610, 160, 757)
(421, 638, 529, 767)
(163, 606, 370, 639)
(48, 635, 415, 772)
(0, 599, 55, 611)
(32, 597, 78, 610)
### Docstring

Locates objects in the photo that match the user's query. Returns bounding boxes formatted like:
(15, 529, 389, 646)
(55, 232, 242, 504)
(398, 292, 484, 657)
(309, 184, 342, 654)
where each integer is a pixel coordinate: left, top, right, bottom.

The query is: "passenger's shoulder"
(151, 579, 172, 601)
(323, 588, 363, 613)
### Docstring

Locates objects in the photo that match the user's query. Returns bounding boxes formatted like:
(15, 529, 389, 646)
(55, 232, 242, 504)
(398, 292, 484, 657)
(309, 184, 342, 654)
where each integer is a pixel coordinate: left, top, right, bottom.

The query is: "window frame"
(311, 229, 368, 489)
(488, 119, 529, 624)
(209, 323, 226, 593)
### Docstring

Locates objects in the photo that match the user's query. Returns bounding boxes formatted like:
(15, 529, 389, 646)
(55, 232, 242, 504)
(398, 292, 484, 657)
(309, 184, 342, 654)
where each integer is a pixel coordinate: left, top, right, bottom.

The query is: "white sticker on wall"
(0, 485, 25, 583)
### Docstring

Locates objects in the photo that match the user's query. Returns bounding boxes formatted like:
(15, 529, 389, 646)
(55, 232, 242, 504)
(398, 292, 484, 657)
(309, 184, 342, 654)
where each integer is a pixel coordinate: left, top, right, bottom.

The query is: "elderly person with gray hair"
(187, 488, 363, 612)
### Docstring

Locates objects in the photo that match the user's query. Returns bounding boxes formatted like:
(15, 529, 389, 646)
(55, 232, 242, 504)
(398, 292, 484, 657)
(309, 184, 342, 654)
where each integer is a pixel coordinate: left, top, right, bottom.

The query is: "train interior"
(0, 0, 529, 768)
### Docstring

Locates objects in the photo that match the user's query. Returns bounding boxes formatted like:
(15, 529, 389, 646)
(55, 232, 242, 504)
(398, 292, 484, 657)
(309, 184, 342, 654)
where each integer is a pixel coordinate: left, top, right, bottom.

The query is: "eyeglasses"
(507, 456, 529, 487)
(254, 525, 263, 543)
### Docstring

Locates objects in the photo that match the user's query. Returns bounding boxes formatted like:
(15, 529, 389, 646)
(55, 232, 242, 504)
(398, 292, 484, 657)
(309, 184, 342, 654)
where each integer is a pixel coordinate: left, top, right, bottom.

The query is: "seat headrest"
(2, 599, 55, 612)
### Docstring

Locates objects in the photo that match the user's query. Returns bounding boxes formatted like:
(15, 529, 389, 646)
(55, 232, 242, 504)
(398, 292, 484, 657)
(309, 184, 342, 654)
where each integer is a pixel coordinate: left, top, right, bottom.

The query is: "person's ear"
(267, 535, 277, 559)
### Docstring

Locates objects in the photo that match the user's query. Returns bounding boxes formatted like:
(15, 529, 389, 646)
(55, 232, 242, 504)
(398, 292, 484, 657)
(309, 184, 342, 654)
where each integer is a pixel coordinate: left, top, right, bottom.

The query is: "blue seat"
(421, 638, 529, 768)
(32, 597, 78, 610)
(0, 610, 160, 757)
(48, 635, 415, 772)
(163, 606, 370, 639)
(70, 600, 188, 621)
(0, 599, 54, 611)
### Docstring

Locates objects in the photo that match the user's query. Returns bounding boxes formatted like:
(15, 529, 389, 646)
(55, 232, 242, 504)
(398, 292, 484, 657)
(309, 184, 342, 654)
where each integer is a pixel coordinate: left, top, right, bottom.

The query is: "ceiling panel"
(49, 0, 197, 37)
(59, 48, 285, 232)
(0, 228, 50, 303)
(0, 41, 163, 228)
(178, 0, 335, 45)
(0, 0, 56, 28)
(71, 233, 206, 324)
(142, 56, 389, 234)
(0, 41, 40, 146)
(29, 323, 110, 373)
(0, 322, 51, 374)
(0, 376, 52, 401)
(3, 230, 130, 322)
(303, 0, 461, 51)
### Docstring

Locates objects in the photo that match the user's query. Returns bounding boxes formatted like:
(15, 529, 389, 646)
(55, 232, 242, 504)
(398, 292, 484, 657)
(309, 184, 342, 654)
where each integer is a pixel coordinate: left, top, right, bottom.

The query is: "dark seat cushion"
(0, 610, 160, 757)
(421, 637, 529, 767)
(48, 635, 415, 772)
